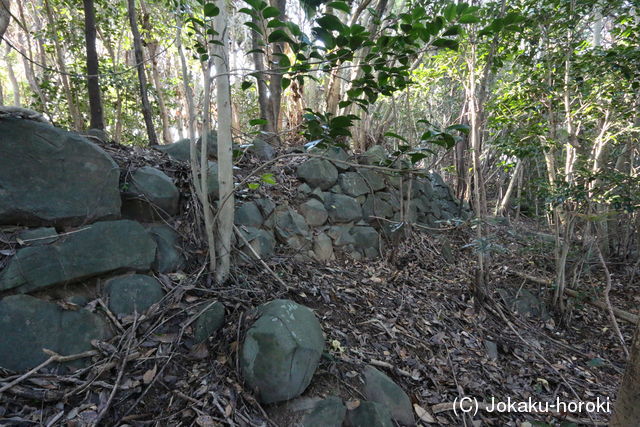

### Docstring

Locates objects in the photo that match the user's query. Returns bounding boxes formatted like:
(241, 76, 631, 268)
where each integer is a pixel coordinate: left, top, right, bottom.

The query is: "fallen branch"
(0, 349, 97, 394)
(509, 270, 638, 324)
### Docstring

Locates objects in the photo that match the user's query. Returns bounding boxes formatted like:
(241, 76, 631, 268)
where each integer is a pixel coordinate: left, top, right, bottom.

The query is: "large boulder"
(248, 137, 276, 160)
(16, 227, 58, 246)
(0, 220, 156, 293)
(241, 299, 324, 404)
(0, 118, 121, 226)
(357, 169, 386, 191)
(296, 159, 338, 190)
(310, 146, 350, 171)
(122, 166, 180, 221)
(0, 295, 110, 371)
(363, 366, 416, 425)
(324, 193, 362, 223)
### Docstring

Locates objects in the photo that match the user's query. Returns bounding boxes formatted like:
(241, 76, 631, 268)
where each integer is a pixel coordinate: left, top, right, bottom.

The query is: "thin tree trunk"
(5, 45, 19, 105)
(140, 0, 171, 144)
(251, 14, 277, 142)
(0, 0, 10, 43)
(268, 0, 286, 137)
(610, 319, 640, 425)
(177, 17, 216, 275)
(83, 0, 104, 130)
(127, 0, 157, 146)
(43, 0, 83, 129)
(495, 160, 522, 217)
(214, 1, 234, 283)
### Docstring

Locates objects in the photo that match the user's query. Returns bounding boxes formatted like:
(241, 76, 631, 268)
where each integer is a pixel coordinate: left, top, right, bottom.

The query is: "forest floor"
(0, 143, 634, 427)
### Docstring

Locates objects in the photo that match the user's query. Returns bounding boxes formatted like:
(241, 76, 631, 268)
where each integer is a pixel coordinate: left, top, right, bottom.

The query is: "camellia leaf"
(203, 3, 219, 17)
(384, 131, 409, 144)
(432, 38, 459, 51)
(327, 1, 350, 13)
(262, 6, 280, 19)
(241, 81, 253, 90)
(249, 118, 268, 126)
(459, 14, 480, 24)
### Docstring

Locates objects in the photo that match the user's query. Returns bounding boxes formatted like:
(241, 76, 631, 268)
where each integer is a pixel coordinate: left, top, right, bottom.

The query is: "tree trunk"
(495, 160, 522, 217)
(214, 1, 234, 283)
(127, 0, 157, 146)
(0, 0, 10, 43)
(268, 0, 286, 137)
(43, 0, 83, 130)
(251, 14, 277, 142)
(140, 0, 171, 144)
(5, 45, 19, 105)
(83, 0, 104, 130)
(610, 319, 640, 425)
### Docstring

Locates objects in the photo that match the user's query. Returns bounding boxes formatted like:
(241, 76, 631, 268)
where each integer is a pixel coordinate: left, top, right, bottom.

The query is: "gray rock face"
(105, 274, 165, 316)
(339, 172, 369, 197)
(0, 220, 156, 293)
(194, 301, 225, 344)
(249, 137, 276, 160)
(122, 166, 180, 221)
(302, 396, 346, 427)
(17, 227, 58, 246)
(300, 199, 328, 226)
(363, 366, 416, 425)
(362, 194, 394, 220)
(241, 299, 324, 404)
(361, 145, 388, 165)
(274, 207, 310, 242)
(347, 401, 393, 427)
(313, 232, 334, 261)
(146, 224, 185, 273)
(235, 201, 264, 227)
(0, 118, 121, 226)
(350, 226, 380, 258)
(328, 224, 355, 246)
(311, 146, 350, 171)
(238, 227, 276, 260)
(155, 133, 217, 162)
(0, 295, 109, 371)
(358, 169, 386, 191)
(325, 193, 362, 223)
(297, 159, 338, 190)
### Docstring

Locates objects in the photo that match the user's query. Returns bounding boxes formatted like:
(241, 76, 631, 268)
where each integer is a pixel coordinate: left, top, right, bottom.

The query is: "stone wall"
(0, 118, 467, 371)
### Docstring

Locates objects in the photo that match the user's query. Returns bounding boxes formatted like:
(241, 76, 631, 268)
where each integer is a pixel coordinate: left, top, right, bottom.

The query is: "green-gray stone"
(146, 224, 185, 273)
(310, 146, 350, 171)
(241, 299, 324, 404)
(0, 220, 156, 293)
(350, 226, 380, 258)
(347, 402, 393, 427)
(297, 159, 338, 190)
(362, 194, 394, 220)
(324, 193, 362, 223)
(313, 232, 333, 261)
(0, 118, 121, 226)
(363, 365, 415, 425)
(361, 145, 388, 165)
(339, 172, 369, 197)
(206, 161, 220, 198)
(235, 201, 264, 227)
(302, 396, 346, 427)
(155, 133, 217, 162)
(274, 207, 309, 242)
(248, 137, 276, 160)
(357, 169, 386, 191)
(194, 301, 225, 343)
(300, 199, 328, 226)
(122, 166, 180, 221)
(17, 227, 58, 245)
(327, 224, 355, 246)
(106, 274, 165, 316)
(0, 295, 109, 371)
(238, 227, 276, 260)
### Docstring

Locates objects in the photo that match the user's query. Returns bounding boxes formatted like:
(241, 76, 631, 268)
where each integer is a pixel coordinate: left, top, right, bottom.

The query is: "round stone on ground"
(241, 299, 324, 404)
